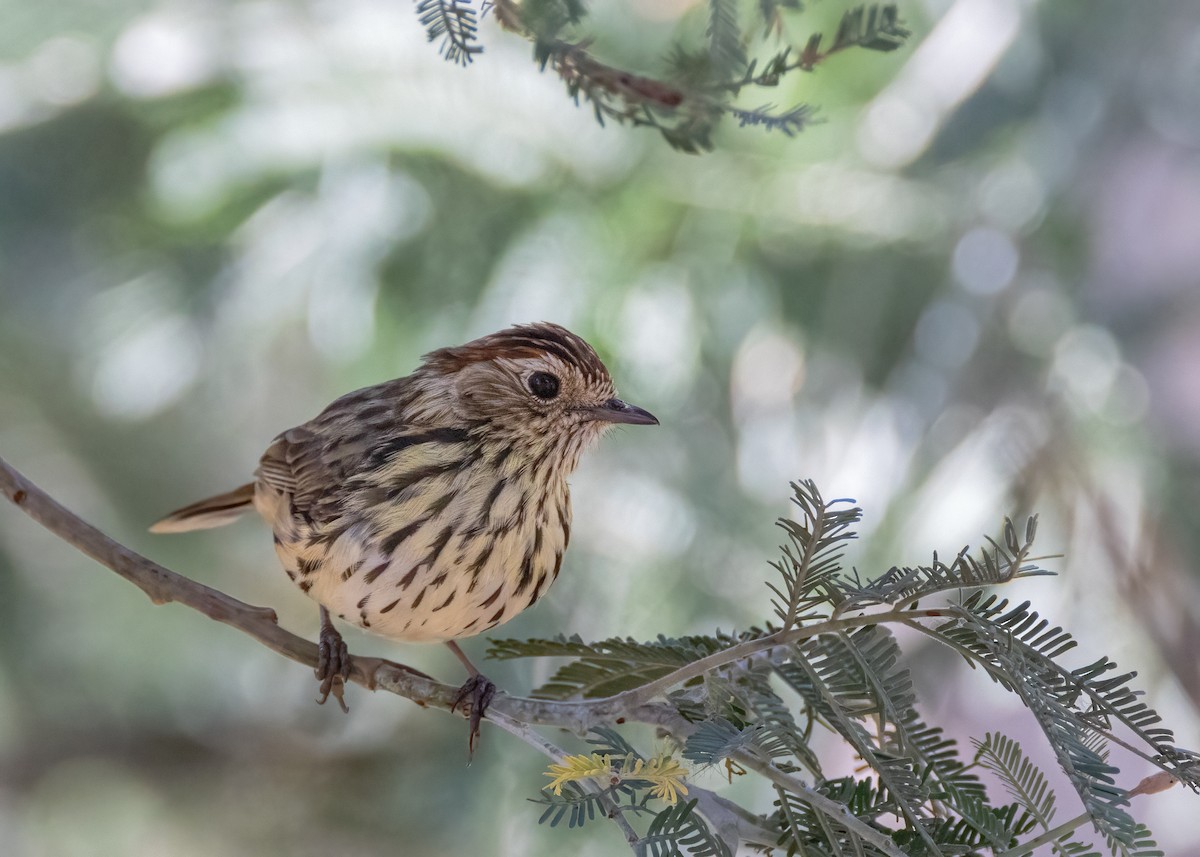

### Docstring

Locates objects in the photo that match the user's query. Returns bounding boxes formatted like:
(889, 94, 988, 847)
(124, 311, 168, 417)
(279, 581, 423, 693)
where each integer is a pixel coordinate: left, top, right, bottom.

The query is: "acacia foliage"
(490, 481, 1199, 855)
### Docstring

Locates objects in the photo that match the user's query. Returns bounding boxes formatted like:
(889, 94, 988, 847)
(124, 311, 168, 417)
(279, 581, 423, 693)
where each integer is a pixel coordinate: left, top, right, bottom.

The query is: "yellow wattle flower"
(542, 752, 690, 805)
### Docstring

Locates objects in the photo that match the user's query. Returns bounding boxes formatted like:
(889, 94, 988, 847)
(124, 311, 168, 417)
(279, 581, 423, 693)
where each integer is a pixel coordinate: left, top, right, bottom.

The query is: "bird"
(150, 322, 658, 749)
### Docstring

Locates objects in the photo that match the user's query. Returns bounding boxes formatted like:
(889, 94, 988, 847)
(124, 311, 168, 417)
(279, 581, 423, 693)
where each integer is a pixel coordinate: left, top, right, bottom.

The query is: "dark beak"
(588, 398, 659, 426)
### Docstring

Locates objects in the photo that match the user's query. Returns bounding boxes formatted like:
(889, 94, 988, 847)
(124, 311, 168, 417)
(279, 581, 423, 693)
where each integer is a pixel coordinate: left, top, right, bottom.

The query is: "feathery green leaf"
(706, 0, 747, 80)
(487, 632, 736, 699)
(415, 0, 483, 65)
(768, 479, 861, 627)
(639, 798, 732, 857)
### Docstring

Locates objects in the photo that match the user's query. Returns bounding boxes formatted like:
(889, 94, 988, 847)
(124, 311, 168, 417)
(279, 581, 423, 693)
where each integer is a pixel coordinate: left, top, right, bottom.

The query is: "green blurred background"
(3, 0, 1200, 854)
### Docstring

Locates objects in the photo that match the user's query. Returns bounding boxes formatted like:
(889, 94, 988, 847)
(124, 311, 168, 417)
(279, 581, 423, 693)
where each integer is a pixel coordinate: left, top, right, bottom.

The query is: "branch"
(0, 454, 949, 726)
(491, 0, 688, 122)
(0, 455, 763, 852)
(1, 456, 435, 698)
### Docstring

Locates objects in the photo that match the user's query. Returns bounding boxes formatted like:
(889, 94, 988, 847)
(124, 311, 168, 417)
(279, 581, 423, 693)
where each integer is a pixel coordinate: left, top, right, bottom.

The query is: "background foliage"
(2, 0, 1200, 854)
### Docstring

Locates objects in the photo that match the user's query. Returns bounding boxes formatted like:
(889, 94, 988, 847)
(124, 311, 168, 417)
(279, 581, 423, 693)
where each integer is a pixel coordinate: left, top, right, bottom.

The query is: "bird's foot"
(451, 674, 496, 757)
(316, 620, 351, 712)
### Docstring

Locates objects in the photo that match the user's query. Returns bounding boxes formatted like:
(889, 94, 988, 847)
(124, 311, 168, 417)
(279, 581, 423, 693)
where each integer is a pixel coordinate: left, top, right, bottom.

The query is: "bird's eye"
(527, 371, 560, 400)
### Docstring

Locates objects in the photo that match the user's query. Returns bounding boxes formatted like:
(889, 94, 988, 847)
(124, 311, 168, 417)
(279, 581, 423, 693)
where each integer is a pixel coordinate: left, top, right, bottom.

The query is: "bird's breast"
(270, 452, 573, 643)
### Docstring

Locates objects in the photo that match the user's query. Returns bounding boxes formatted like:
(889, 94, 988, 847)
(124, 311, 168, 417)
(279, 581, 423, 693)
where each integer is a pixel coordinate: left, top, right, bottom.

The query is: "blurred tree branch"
(470, 0, 911, 152)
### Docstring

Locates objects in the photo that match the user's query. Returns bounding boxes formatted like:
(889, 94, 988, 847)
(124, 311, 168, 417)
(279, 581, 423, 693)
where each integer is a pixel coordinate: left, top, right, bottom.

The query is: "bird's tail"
(150, 483, 256, 533)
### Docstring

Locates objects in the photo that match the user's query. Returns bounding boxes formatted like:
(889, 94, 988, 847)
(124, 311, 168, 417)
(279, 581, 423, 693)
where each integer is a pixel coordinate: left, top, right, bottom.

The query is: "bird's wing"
(256, 379, 413, 525)
(257, 426, 323, 501)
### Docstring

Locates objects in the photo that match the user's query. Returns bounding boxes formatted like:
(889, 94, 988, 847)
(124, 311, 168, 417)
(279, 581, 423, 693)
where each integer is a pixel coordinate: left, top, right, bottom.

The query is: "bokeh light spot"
(915, 299, 980, 369)
(111, 12, 217, 98)
(953, 227, 1019, 294)
(26, 35, 100, 107)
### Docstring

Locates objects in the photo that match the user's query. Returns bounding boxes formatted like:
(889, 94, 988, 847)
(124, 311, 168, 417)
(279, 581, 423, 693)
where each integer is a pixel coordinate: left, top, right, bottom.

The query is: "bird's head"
(416, 323, 657, 456)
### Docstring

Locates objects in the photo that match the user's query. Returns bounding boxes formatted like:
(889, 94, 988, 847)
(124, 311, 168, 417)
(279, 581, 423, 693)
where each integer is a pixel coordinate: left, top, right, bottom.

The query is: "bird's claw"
(316, 622, 352, 713)
(451, 674, 496, 757)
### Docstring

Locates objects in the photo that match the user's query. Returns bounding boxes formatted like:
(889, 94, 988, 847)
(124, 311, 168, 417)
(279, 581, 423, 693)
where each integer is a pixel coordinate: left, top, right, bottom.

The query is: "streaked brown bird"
(151, 322, 657, 748)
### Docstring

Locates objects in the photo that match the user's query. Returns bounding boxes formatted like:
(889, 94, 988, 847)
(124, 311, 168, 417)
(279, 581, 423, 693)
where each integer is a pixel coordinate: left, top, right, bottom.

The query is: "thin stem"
(782, 505, 824, 629)
(994, 812, 1090, 857)
(577, 607, 949, 718)
(733, 750, 905, 857)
